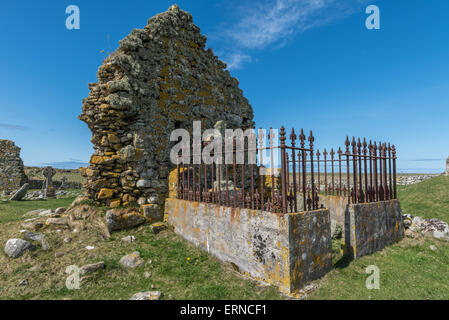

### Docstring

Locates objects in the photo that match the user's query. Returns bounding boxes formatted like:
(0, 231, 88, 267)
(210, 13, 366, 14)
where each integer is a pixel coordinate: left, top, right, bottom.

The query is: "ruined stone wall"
(0, 139, 28, 192)
(79, 5, 254, 209)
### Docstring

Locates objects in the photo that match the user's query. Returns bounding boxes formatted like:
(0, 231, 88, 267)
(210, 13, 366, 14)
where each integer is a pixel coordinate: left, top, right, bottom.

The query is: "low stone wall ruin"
(165, 198, 332, 294)
(0, 139, 28, 192)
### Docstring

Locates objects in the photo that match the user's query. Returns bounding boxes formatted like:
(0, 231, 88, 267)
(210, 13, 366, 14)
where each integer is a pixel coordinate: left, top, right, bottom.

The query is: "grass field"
(0, 195, 282, 300)
(308, 174, 449, 299)
(0, 175, 448, 300)
(24, 167, 85, 184)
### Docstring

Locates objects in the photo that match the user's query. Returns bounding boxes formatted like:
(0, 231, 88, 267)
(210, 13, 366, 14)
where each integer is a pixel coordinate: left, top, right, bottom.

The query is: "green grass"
(24, 166, 85, 184)
(1, 175, 448, 300)
(308, 238, 449, 299)
(0, 196, 282, 300)
(397, 174, 449, 221)
(308, 174, 449, 300)
(0, 193, 80, 224)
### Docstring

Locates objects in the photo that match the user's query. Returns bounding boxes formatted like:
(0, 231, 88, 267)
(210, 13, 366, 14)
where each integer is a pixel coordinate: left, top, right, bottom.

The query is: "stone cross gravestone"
(43, 166, 56, 198)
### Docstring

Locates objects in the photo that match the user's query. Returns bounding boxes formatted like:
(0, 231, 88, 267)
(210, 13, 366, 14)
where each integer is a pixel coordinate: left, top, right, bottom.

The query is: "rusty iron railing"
(176, 127, 398, 214)
(288, 136, 397, 205)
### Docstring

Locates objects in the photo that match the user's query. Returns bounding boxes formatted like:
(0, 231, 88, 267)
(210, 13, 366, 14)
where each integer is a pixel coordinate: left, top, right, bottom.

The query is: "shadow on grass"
(333, 254, 353, 269)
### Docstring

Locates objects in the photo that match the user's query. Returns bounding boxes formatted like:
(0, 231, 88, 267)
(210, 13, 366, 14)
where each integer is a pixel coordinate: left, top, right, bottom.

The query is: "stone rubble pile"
(396, 175, 438, 186)
(402, 214, 449, 241)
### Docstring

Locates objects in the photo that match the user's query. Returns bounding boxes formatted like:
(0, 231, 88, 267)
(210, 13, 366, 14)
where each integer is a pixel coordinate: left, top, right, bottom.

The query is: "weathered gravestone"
(9, 183, 29, 201)
(59, 176, 68, 190)
(43, 166, 56, 198)
(79, 5, 254, 209)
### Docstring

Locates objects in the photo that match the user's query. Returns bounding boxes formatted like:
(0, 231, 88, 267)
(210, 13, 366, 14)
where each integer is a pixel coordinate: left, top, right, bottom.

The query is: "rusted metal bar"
(316, 149, 321, 195)
(388, 143, 393, 200)
(351, 137, 358, 203)
(290, 128, 298, 212)
(286, 153, 292, 212)
(338, 148, 342, 196)
(269, 128, 275, 210)
(345, 137, 351, 204)
(357, 138, 363, 203)
(378, 142, 384, 201)
(300, 129, 307, 211)
(259, 129, 265, 211)
(330, 148, 335, 196)
(363, 138, 368, 203)
(280, 126, 287, 214)
(368, 140, 373, 202)
(373, 142, 378, 201)
(383, 143, 388, 201)
(308, 131, 316, 210)
(392, 145, 397, 199)
(323, 149, 328, 196)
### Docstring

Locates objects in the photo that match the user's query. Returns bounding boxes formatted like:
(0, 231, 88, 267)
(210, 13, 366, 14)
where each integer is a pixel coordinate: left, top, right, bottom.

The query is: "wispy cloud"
(409, 158, 445, 162)
(220, 0, 367, 69)
(0, 123, 30, 131)
(225, 53, 252, 70)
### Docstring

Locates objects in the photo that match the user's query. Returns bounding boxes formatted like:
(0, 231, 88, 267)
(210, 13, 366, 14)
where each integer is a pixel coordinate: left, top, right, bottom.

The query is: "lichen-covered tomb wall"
(79, 5, 254, 209)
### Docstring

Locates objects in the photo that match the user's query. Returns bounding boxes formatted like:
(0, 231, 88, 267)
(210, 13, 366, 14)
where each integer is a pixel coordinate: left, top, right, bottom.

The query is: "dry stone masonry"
(0, 139, 28, 192)
(79, 5, 254, 211)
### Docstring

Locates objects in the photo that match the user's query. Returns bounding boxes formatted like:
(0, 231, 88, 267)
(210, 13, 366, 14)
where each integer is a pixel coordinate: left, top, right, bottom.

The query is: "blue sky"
(0, 0, 448, 173)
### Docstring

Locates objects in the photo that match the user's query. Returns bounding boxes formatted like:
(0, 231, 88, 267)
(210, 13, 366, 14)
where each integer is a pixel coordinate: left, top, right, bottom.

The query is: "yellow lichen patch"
(189, 41, 198, 48)
(109, 199, 121, 208)
(168, 168, 179, 199)
(97, 188, 115, 200)
(107, 133, 120, 144)
(90, 155, 114, 165)
(78, 167, 87, 176)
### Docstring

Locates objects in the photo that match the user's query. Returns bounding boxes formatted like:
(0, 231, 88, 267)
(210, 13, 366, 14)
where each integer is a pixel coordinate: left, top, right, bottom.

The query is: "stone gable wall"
(79, 5, 254, 209)
(0, 139, 28, 192)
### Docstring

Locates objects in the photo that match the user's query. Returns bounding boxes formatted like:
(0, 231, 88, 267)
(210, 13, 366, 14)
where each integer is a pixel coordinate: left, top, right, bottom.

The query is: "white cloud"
(224, 53, 252, 70)
(220, 0, 366, 69)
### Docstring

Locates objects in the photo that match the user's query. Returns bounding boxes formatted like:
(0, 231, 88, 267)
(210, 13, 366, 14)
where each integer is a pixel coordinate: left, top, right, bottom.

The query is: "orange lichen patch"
(97, 188, 115, 200)
(109, 198, 121, 208)
(90, 155, 118, 165)
(168, 168, 179, 199)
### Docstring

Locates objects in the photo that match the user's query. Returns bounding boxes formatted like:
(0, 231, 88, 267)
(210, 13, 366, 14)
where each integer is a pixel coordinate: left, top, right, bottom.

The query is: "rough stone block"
(344, 199, 405, 259)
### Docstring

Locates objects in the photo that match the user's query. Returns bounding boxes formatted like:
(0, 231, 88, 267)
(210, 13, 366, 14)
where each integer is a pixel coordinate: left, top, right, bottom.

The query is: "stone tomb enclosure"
(165, 198, 332, 294)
